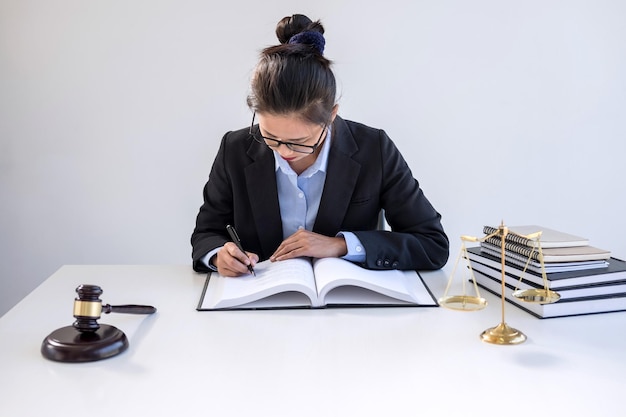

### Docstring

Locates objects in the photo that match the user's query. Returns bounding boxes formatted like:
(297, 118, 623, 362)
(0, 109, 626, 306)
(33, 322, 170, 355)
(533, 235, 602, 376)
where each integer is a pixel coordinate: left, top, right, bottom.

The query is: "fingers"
(270, 239, 301, 262)
(216, 242, 258, 277)
(217, 230, 349, 273)
(271, 230, 348, 261)
(270, 230, 306, 261)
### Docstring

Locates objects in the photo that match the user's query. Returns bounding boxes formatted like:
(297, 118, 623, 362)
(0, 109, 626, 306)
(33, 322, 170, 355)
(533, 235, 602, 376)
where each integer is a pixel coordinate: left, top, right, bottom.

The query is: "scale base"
(480, 322, 526, 345)
(41, 324, 129, 362)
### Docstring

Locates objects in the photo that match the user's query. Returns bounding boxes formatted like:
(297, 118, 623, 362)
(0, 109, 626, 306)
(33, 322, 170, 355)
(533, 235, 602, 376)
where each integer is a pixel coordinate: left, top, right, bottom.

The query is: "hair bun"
(288, 31, 325, 55)
(277, 14, 314, 43)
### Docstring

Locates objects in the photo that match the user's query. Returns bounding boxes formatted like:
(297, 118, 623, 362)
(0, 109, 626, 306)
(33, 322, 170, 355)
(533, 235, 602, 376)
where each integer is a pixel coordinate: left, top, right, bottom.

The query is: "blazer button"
(376, 259, 383, 267)
(383, 259, 391, 268)
(391, 261, 399, 269)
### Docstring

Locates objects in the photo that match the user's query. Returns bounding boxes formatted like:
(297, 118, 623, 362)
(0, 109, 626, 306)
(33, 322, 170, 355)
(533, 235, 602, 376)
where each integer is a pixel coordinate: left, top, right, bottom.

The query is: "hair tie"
(288, 31, 325, 55)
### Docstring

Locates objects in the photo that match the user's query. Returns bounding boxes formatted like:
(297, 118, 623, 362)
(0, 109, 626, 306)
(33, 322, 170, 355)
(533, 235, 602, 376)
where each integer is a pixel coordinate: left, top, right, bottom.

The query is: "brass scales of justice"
(439, 222, 561, 345)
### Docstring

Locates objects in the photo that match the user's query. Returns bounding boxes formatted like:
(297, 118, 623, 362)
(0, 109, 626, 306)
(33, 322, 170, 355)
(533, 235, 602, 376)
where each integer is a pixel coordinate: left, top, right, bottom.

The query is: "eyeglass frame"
(249, 112, 328, 155)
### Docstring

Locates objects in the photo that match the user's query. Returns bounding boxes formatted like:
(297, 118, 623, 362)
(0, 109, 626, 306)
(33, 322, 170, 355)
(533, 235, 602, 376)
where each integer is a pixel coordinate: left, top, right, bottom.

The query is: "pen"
(226, 224, 256, 276)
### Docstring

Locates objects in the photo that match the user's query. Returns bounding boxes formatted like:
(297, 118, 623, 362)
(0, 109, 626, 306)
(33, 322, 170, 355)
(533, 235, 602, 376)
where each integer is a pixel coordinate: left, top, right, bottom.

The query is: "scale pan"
(438, 295, 487, 311)
(512, 288, 561, 304)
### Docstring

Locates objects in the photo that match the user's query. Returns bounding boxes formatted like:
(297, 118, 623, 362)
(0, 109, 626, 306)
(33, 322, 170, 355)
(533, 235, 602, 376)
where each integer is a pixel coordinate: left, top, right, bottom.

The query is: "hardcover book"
(469, 260, 626, 300)
(197, 257, 438, 310)
(473, 270, 626, 319)
(478, 244, 608, 273)
(465, 246, 626, 289)
(480, 240, 611, 263)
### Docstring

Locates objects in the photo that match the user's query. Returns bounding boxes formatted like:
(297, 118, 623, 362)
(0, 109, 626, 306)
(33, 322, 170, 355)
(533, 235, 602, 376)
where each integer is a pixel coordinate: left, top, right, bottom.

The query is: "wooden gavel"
(72, 284, 157, 332)
(41, 284, 157, 362)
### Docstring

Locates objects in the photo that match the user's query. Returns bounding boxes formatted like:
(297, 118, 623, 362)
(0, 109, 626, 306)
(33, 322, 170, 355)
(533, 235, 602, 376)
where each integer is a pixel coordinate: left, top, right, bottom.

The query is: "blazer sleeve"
(190, 133, 233, 272)
(351, 128, 449, 271)
(190, 127, 282, 272)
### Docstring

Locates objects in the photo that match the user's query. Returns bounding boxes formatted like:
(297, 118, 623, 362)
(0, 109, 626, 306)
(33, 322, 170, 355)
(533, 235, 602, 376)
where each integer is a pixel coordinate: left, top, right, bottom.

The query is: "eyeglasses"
(249, 112, 327, 154)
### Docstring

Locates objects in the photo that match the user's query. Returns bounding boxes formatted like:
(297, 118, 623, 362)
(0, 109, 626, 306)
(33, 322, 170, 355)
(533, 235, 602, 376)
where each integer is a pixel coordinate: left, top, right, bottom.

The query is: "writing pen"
(226, 224, 256, 276)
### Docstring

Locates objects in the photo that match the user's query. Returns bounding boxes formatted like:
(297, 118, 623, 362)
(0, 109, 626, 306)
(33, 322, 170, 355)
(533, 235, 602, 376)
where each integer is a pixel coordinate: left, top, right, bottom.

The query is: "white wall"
(2, 0, 625, 317)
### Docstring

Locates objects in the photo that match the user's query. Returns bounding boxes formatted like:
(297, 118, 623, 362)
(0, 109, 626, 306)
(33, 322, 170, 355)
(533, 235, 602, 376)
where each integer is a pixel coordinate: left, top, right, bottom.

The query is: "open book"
(197, 257, 437, 310)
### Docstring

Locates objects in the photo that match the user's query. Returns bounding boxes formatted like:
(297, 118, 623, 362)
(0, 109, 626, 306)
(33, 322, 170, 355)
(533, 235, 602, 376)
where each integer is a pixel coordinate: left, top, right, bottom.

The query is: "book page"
(200, 258, 318, 309)
(318, 286, 417, 305)
(312, 258, 437, 306)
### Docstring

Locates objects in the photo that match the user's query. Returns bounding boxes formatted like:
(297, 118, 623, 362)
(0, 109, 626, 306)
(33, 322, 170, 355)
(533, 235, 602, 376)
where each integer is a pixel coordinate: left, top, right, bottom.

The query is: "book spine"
(482, 237, 540, 261)
(468, 259, 543, 287)
(483, 225, 535, 247)
(475, 246, 544, 273)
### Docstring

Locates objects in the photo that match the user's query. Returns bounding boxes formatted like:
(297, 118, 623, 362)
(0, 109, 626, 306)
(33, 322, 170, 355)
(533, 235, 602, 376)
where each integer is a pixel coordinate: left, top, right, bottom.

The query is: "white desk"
(1, 265, 624, 416)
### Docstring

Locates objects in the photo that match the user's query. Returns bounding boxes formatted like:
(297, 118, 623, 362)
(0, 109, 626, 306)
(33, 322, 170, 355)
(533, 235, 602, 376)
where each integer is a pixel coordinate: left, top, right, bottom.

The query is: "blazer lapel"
(244, 144, 284, 258)
(314, 117, 361, 236)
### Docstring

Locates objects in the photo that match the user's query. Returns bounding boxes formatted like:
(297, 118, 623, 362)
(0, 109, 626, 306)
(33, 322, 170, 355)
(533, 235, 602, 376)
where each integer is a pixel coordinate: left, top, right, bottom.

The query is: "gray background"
(2, 0, 625, 316)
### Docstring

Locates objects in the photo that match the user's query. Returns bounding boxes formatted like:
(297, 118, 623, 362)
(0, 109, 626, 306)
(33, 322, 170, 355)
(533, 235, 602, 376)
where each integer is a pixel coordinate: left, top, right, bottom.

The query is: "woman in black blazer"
(192, 14, 449, 277)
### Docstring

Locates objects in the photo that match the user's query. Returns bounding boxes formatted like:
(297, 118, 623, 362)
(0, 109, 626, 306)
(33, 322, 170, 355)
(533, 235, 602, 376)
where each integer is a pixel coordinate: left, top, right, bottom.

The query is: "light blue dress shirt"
(273, 127, 365, 262)
(202, 127, 365, 269)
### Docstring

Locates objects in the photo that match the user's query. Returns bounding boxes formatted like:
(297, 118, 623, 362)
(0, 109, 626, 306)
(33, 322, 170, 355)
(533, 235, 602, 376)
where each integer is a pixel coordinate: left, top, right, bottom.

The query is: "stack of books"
(465, 225, 626, 318)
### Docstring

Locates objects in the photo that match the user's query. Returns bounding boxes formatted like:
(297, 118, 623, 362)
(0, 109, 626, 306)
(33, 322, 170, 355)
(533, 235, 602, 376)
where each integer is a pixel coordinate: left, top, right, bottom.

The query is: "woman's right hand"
(214, 242, 259, 277)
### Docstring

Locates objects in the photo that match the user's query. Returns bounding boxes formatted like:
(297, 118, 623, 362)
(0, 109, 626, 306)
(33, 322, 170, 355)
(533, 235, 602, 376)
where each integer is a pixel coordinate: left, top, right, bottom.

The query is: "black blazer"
(191, 116, 449, 272)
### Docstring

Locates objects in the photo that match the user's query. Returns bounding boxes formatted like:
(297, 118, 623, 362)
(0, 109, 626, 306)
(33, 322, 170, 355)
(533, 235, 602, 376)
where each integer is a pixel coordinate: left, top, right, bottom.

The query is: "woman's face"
(256, 107, 337, 171)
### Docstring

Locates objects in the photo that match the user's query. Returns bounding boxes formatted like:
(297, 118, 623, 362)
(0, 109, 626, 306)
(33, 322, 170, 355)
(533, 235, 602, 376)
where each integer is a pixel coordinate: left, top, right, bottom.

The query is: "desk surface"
(1, 265, 624, 416)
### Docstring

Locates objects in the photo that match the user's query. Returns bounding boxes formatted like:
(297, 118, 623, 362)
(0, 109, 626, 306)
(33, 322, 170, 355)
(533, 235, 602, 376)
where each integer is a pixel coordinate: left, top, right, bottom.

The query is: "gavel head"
(72, 284, 104, 333)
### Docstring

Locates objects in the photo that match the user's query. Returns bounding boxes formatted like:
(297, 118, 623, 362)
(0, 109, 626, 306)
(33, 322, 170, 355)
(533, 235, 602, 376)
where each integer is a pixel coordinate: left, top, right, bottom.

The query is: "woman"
(191, 14, 449, 277)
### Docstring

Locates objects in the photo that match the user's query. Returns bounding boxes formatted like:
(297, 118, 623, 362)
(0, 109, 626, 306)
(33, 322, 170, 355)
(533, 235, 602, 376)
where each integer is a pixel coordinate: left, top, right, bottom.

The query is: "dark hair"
(246, 14, 336, 126)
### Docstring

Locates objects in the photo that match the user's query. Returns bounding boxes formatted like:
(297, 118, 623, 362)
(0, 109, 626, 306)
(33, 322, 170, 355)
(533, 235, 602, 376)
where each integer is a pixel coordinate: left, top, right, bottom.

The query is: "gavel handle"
(102, 304, 157, 315)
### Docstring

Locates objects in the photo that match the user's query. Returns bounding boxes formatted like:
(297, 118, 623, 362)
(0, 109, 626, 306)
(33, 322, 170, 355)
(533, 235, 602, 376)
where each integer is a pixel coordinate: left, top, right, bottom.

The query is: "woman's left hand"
(270, 229, 348, 262)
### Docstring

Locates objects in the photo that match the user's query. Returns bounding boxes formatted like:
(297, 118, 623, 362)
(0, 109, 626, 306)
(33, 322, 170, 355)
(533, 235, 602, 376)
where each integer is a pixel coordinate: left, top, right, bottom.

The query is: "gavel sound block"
(41, 284, 156, 363)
